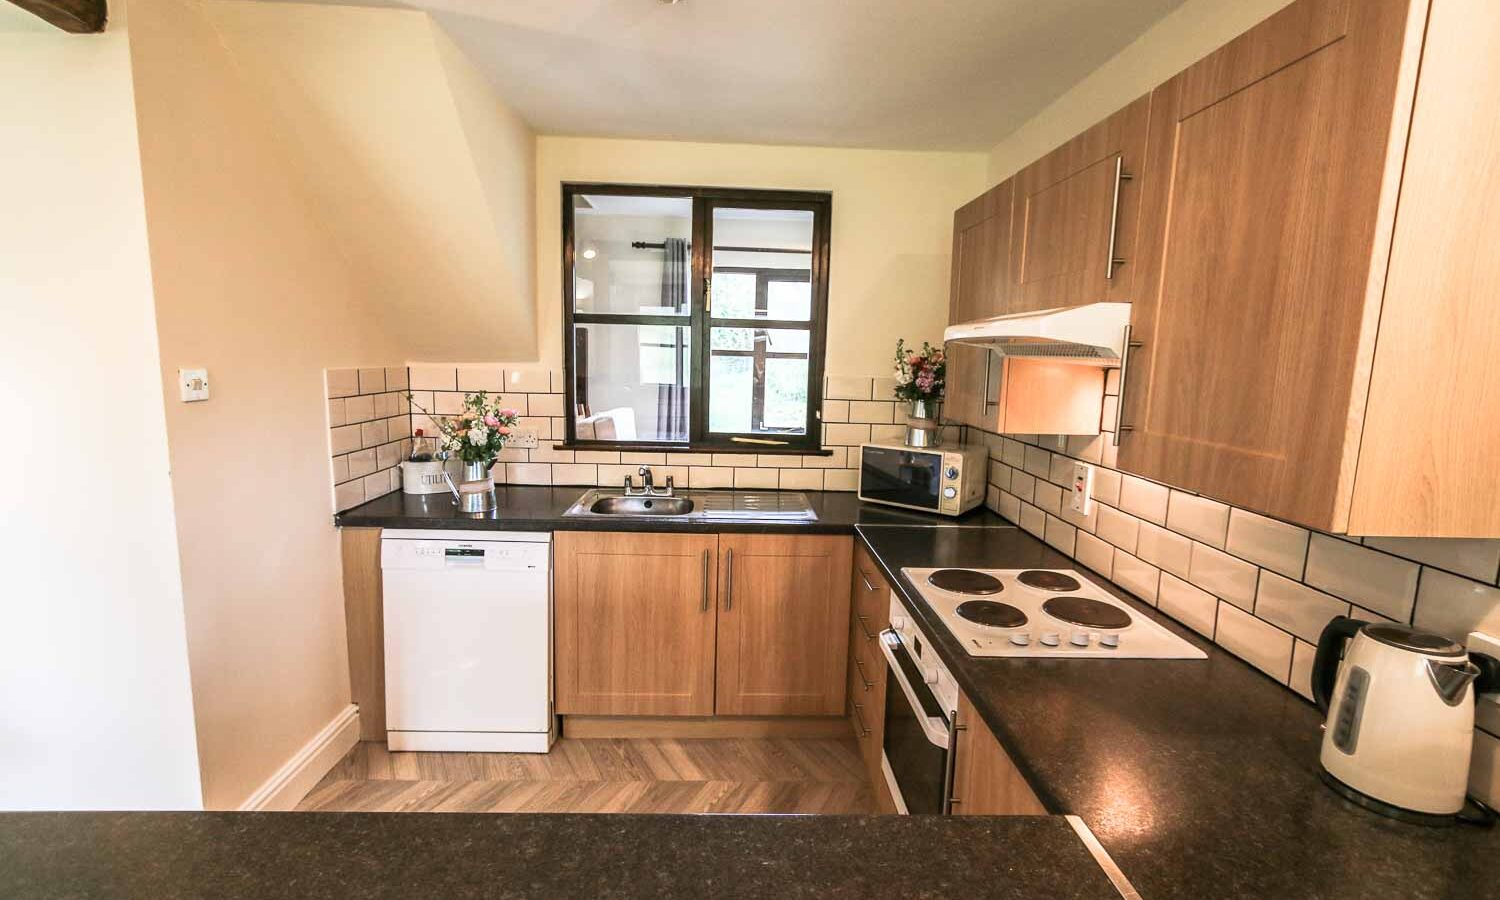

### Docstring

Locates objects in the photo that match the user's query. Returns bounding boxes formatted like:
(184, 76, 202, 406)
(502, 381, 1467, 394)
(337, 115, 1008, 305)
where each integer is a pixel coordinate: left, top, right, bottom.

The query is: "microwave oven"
(857, 442, 988, 516)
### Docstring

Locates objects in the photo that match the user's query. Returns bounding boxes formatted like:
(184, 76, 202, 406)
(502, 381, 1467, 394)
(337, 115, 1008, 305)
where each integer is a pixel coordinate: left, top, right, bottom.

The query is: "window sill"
(553, 442, 833, 457)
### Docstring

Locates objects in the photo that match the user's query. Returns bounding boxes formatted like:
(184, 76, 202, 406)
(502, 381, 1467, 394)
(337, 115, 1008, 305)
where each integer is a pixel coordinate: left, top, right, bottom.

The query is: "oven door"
(879, 629, 955, 814)
(859, 445, 943, 512)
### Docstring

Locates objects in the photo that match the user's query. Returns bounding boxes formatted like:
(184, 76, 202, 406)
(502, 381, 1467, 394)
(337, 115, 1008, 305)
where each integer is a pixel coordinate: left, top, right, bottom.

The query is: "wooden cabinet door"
(555, 531, 718, 716)
(1117, 0, 1423, 530)
(951, 691, 1045, 816)
(715, 534, 853, 716)
(1008, 95, 1150, 314)
(941, 341, 996, 430)
(949, 181, 1013, 324)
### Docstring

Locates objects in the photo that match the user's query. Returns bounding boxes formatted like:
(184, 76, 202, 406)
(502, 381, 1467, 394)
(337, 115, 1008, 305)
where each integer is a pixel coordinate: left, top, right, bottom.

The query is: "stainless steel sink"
(587, 495, 695, 516)
(563, 489, 816, 521)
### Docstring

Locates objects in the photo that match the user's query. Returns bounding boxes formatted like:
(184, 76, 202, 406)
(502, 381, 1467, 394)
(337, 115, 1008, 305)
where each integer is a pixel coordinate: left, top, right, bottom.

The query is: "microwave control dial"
(943, 487, 958, 499)
(944, 466, 959, 479)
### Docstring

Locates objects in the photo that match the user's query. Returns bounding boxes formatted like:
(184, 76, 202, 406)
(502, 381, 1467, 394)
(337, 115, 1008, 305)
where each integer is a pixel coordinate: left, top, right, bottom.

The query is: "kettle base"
(1319, 768, 1487, 828)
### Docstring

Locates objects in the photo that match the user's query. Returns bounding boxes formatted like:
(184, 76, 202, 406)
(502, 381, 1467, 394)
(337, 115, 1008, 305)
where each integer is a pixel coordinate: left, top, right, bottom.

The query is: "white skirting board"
(238, 704, 360, 811)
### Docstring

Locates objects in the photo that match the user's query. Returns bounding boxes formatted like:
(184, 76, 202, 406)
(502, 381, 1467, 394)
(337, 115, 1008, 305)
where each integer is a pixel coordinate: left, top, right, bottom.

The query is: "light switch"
(1070, 462, 1093, 514)
(179, 368, 210, 402)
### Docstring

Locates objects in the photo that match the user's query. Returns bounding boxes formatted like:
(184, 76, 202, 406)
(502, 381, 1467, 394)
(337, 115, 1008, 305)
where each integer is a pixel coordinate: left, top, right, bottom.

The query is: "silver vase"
(904, 398, 943, 448)
(444, 459, 497, 514)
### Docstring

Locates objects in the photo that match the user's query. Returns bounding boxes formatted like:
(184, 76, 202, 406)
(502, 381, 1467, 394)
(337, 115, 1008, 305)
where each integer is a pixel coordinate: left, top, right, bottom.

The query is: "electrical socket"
(509, 428, 539, 449)
(1070, 462, 1094, 514)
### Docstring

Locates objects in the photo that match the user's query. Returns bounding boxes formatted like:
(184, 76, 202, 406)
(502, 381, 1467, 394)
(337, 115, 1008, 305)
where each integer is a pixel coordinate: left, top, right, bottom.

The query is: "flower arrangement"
(406, 391, 520, 465)
(893, 339, 945, 401)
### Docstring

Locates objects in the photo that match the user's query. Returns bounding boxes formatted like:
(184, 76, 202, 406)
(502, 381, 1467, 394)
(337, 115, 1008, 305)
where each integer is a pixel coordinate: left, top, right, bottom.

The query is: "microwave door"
(862, 447, 942, 511)
(879, 630, 953, 814)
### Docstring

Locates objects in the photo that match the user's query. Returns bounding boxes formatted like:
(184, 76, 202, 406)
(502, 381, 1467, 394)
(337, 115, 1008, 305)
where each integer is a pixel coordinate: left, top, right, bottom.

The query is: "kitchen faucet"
(623, 465, 674, 497)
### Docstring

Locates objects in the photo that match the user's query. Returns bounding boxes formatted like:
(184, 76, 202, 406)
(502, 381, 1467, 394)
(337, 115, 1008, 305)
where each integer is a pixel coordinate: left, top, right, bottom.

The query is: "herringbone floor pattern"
(296, 737, 876, 814)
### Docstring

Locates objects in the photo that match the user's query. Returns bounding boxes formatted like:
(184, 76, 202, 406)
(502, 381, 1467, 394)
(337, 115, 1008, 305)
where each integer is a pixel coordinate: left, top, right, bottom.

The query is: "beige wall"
(987, 0, 1295, 181)
(0, 2, 203, 810)
(536, 137, 989, 378)
(128, 0, 407, 809)
(201, 1, 538, 362)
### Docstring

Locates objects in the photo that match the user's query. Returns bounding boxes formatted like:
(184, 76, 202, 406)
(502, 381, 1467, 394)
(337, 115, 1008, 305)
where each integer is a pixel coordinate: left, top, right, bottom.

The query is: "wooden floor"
(297, 737, 876, 814)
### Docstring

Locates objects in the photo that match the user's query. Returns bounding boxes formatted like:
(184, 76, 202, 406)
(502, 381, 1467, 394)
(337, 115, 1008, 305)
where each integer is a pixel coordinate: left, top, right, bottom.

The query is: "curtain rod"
(629, 241, 812, 254)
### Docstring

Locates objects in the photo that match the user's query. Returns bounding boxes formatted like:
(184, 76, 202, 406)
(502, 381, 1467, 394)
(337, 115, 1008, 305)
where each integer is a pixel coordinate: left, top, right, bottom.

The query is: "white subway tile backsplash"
(507, 463, 552, 485)
(1305, 535, 1419, 622)
(734, 468, 780, 489)
(1363, 537, 1500, 584)
(847, 400, 896, 424)
(552, 464, 598, 486)
(575, 450, 621, 464)
(1412, 568, 1500, 642)
(1020, 502, 1046, 538)
(503, 367, 550, 393)
(872, 376, 898, 401)
(998, 490, 1021, 523)
(1092, 467, 1121, 507)
(1066, 433, 1104, 465)
(1166, 491, 1230, 549)
(1001, 438, 1026, 468)
(1009, 472, 1035, 504)
(1289, 639, 1316, 701)
(334, 479, 365, 511)
(1044, 515, 1077, 556)
(1047, 453, 1074, 488)
(1034, 481, 1063, 517)
(804, 448, 848, 469)
(1112, 550, 1161, 604)
(384, 367, 409, 391)
(360, 420, 388, 448)
(1058, 498, 1096, 534)
(327, 398, 347, 428)
(824, 423, 871, 446)
(1096, 505, 1140, 554)
(1023, 445, 1052, 479)
(1225, 509, 1309, 579)
(824, 469, 859, 491)
(1188, 543, 1258, 611)
(870, 424, 907, 444)
(344, 394, 375, 424)
(1215, 602, 1293, 682)
(689, 466, 734, 489)
(326, 368, 359, 398)
(779, 469, 826, 491)
(1119, 475, 1169, 525)
(1158, 574, 1217, 638)
(1075, 532, 1113, 578)
(668, 452, 714, 466)
(330, 425, 362, 456)
(619, 452, 666, 465)
(357, 367, 386, 394)
(330, 455, 349, 484)
(757, 455, 803, 469)
(528, 393, 565, 417)
(1254, 571, 1350, 644)
(1137, 522, 1192, 578)
(822, 399, 850, 423)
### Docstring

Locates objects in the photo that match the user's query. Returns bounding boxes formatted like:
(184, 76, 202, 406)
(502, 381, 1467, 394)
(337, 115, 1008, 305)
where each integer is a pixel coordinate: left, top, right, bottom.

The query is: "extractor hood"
(943, 302, 1131, 365)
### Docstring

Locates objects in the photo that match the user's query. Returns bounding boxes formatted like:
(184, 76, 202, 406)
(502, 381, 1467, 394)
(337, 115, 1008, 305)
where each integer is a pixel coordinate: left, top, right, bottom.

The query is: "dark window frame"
(560, 183, 832, 454)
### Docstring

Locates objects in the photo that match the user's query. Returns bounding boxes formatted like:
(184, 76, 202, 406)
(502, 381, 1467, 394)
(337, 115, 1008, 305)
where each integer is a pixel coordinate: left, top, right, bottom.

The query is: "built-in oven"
(878, 596, 961, 814)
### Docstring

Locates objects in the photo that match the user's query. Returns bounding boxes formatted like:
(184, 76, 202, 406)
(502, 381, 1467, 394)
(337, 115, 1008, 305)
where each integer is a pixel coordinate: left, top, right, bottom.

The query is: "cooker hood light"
(943, 302, 1131, 366)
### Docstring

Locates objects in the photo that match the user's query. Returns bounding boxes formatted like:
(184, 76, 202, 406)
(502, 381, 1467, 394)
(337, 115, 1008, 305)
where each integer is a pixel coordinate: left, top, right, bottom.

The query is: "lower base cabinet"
(554, 531, 853, 719)
(951, 690, 1046, 815)
(849, 541, 898, 813)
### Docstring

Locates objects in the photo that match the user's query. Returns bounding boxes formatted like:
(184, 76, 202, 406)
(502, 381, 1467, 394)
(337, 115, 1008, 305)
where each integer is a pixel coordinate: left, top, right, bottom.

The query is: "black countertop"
(0, 812, 1119, 899)
(334, 485, 1010, 534)
(857, 525, 1500, 900)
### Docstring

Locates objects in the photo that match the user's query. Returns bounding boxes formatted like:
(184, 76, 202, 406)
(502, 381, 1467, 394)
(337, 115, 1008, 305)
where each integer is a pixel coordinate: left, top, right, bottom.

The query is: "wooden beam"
(6, 0, 107, 33)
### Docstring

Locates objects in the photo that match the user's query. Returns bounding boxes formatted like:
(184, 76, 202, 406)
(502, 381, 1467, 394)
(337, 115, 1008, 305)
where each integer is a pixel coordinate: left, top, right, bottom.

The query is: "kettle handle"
(1312, 616, 1369, 714)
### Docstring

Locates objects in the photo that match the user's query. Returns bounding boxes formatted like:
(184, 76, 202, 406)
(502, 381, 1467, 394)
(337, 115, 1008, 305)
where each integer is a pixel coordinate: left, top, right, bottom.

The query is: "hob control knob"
(1070, 632, 1091, 647)
(1100, 634, 1120, 649)
(1040, 632, 1061, 647)
(1009, 632, 1031, 647)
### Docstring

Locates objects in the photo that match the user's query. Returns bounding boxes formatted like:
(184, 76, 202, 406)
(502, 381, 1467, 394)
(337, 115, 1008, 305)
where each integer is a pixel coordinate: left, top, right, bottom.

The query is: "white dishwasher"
(380, 529, 554, 752)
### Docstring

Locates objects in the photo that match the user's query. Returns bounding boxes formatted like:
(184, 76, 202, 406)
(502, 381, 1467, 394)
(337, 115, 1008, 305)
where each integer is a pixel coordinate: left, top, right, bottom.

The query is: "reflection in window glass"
(708, 327, 809, 435)
(573, 194, 692, 316)
(573, 323, 690, 443)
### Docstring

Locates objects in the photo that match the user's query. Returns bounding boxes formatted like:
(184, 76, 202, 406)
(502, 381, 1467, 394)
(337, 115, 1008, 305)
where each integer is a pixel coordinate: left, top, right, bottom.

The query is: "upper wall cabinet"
(948, 180, 1013, 325)
(1117, 0, 1445, 534)
(1006, 96, 1150, 315)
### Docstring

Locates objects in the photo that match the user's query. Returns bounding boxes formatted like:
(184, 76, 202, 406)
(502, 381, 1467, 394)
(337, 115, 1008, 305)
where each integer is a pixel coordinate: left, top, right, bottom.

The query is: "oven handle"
(878, 629, 950, 749)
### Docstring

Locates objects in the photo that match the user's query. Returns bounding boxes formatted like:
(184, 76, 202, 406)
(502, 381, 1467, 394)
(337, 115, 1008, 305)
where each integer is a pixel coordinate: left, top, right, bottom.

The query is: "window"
(563, 184, 831, 452)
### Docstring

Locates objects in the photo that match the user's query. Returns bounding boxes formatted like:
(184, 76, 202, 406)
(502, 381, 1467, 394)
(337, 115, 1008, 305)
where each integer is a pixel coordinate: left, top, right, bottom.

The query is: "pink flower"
(916, 370, 936, 392)
(907, 353, 920, 365)
(497, 426, 512, 435)
(484, 415, 500, 427)
(499, 408, 519, 419)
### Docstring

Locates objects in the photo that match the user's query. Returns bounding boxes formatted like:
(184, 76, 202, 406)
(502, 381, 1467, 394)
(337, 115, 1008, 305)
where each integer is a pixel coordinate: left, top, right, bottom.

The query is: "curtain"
(655, 237, 690, 441)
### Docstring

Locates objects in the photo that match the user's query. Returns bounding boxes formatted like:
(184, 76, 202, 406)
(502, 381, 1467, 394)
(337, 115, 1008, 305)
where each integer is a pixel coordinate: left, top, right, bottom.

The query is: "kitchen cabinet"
(1006, 95, 1150, 315)
(716, 534, 852, 716)
(944, 343, 1104, 436)
(950, 690, 1046, 816)
(848, 541, 897, 812)
(1117, 0, 1432, 532)
(948, 180, 1013, 324)
(554, 531, 719, 716)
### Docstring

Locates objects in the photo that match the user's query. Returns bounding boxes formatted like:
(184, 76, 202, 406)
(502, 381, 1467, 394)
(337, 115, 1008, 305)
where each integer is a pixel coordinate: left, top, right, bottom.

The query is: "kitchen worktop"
(857, 525, 1500, 900)
(334, 485, 1008, 533)
(0, 811, 1120, 899)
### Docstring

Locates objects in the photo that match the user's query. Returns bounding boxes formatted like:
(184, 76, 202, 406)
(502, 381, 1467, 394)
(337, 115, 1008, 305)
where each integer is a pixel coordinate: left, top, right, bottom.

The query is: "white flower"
(467, 425, 489, 445)
(895, 368, 914, 385)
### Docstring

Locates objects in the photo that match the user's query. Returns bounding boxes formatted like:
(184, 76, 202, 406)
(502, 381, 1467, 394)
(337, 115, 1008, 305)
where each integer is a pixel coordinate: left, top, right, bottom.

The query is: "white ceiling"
(265, 0, 1189, 151)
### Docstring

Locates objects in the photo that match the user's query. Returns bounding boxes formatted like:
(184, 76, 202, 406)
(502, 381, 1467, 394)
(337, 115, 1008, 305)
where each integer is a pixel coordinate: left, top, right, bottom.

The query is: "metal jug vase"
(443, 459, 497, 514)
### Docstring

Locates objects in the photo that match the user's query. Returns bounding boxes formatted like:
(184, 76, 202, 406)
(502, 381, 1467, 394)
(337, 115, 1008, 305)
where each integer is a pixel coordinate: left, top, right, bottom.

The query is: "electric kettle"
(1312, 616, 1499, 825)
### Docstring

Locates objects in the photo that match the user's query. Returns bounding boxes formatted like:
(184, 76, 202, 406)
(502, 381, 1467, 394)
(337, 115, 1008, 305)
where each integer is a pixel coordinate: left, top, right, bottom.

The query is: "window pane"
(573, 323, 690, 443)
(573, 194, 692, 317)
(708, 326, 810, 435)
(711, 207, 813, 321)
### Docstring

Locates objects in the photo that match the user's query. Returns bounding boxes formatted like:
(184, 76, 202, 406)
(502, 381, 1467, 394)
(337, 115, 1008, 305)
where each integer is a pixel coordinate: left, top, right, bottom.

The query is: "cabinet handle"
(1104, 156, 1132, 280)
(854, 657, 873, 691)
(855, 614, 877, 641)
(700, 549, 710, 612)
(1112, 325, 1145, 446)
(724, 548, 734, 611)
(859, 571, 878, 593)
(852, 702, 871, 738)
(983, 350, 998, 411)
